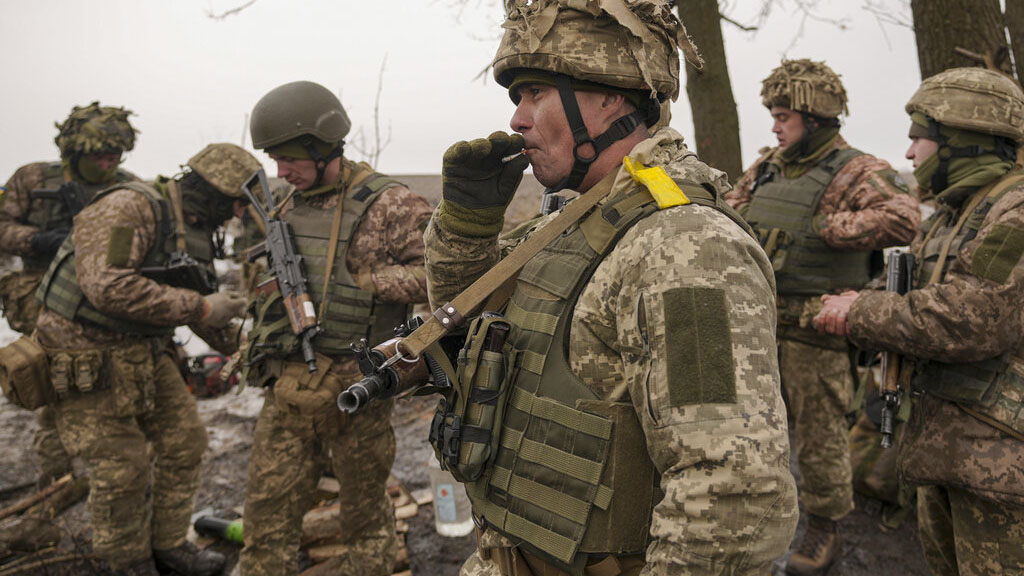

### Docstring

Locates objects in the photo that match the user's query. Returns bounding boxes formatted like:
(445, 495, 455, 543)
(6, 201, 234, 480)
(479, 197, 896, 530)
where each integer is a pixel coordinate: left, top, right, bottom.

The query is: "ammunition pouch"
(271, 354, 341, 417)
(430, 314, 513, 483)
(0, 335, 52, 409)
(0, 270, 45, 334)
(757, 227, 791, 273)
(912, 353, 1024, 437)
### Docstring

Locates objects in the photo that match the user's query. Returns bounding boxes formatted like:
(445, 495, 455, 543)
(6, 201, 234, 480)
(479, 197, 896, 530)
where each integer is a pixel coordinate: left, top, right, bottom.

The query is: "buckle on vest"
(441, 414, 463, 464)
(429, 397, 448, 447)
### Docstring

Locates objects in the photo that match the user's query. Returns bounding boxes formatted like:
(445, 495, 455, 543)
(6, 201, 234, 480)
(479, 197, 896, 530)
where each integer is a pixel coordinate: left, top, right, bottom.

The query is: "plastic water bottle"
(428, 453, 474, 537)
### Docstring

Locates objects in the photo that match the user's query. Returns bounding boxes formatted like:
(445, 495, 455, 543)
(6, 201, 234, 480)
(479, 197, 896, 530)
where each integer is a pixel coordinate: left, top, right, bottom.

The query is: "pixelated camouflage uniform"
(0, 160, 137, 483)
(726, 135, 920, 521)
(848, 173, 1024, 576)
(427, 127, 799, 575)
(32, 185, 212, 570)
(240, 159, 431, 576)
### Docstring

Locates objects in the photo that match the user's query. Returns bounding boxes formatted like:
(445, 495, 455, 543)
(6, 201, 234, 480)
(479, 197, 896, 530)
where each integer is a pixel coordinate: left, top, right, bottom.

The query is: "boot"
(114, 557, 160, 576)
(785, 514, 840, 575)
(153, 542, 226, 576)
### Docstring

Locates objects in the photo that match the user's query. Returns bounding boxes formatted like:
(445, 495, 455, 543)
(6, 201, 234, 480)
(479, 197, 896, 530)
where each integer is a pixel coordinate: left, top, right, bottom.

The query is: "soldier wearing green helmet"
(422, 1, 798, 574)
(31, 142, 258, 576)
(816, 67, 1024, 576)
(724, 59, 921, 576)
(239, 80, 432, 576)
(0, 102, 139, 491)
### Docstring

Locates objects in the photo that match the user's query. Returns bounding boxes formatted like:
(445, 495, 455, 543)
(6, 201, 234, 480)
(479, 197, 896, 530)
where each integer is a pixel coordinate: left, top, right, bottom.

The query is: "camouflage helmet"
(761, 59, 849, 118)
(187, 143, 262, 198)
(905, 67, 1024, 142)
(54, 102, 136, 158)
(249, 81, 351, 150)
(492, 0, 701, 103)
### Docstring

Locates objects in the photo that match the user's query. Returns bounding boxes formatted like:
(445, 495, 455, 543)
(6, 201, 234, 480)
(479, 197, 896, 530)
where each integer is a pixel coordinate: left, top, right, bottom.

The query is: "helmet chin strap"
(796, 112, 840, 157)
(546, 75, 647, 193)
(925, 116, 1015, 193)
(299, 136, 344, 188)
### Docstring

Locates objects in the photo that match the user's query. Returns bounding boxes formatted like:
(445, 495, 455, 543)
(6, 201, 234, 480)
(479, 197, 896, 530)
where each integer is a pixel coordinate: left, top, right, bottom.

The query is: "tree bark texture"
(1005, 0, 1024, 82)
(679, 0, 743, 181)
(911, 0, 1011, 79)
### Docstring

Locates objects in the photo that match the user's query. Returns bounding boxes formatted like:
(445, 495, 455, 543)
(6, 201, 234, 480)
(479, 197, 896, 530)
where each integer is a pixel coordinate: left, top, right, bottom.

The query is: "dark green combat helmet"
(187, 143, 262, 198)
(54, 102, 136, 159)
(249, 81, 351, 150)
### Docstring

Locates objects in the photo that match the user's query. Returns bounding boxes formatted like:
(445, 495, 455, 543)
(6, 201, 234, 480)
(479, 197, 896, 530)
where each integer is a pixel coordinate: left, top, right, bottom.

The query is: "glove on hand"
(198, 292, 247, 330)
(442, 131, 530, 210)
(30, 227, 70, 258)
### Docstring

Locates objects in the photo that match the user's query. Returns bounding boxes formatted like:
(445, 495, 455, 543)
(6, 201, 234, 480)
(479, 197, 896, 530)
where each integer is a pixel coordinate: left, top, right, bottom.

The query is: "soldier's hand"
(30, 227, 70, 258)
(813, 290, 859, 337)
(198, 292, 247, 330)
(442, 132, 529, 210)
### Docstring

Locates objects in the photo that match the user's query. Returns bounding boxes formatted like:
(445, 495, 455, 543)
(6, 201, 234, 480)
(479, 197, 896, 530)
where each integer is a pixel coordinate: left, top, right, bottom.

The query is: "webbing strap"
(506, 473, 590, 525)
(594, 485, 613, 510)
(519, 437, 603, 485)
(319, 166, 375, 322)
(165, 179, 188, 254)
(518, 349, 547, 375)
(510, 387, 613, 440)
(506, 511, 578, 564)
(398, 170, 618, 357)
(506, 299, 558, 335)
(930, 187, 989, 285)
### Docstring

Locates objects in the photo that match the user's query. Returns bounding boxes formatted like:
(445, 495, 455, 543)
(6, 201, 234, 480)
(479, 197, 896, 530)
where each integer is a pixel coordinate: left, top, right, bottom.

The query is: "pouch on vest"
(0, 335, 53, 410)
(46, 348, 105, 397)
(272, 354, 341, 416)
(430, 313, 513, 483)
(912, 354, 1024, 437)
(756, 227, 791, 272)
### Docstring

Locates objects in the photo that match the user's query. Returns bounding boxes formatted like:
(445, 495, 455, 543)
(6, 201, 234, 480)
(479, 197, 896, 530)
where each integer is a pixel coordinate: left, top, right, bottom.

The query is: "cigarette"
(501, 150, 525, 163)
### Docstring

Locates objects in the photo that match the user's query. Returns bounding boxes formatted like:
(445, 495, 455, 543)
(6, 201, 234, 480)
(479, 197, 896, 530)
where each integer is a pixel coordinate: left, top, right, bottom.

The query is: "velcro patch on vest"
(623, 158, 690, 209)
(662, 287, 736, 406)
(106, 226, 135, 268)
(971, 223, 1024, 284)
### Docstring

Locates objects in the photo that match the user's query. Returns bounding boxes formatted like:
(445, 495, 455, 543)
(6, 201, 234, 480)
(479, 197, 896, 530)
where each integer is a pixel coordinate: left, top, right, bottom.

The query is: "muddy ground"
(1, 370, 930, 576)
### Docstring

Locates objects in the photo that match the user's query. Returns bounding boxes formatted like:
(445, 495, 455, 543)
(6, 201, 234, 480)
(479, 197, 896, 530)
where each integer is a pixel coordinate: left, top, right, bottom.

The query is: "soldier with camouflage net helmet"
(238, 80, 432, 576)
(0, 102, 139, 492)
(817, 67, 1024, 575)
(31, 143, 257, 576)
(420, 1, 798, 574)
(724, 60, 920, 576)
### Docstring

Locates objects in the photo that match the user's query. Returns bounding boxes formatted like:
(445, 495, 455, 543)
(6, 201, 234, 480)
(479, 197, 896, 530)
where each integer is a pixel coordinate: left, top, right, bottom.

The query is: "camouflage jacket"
(725, 135, 920, 251)
(425, 128, 798, 574)
(34, 188, 207, 350)
(0, 161, 138, 261)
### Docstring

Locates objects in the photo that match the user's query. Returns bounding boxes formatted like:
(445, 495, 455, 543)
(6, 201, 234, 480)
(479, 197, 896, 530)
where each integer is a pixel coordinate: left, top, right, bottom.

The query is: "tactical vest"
(744, 148, 873, 295)
(36, 181, 216, 336)
(464, 179, 756, 572)
(910, 173, 1024, 438)
(246, 171, 411, 380)
(25, 162, 134, 270)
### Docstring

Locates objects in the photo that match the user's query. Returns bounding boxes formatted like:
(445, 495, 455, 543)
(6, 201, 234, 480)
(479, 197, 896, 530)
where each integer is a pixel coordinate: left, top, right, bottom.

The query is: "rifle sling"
(319, 166, 375, 322)
(400, 174, 617, 358)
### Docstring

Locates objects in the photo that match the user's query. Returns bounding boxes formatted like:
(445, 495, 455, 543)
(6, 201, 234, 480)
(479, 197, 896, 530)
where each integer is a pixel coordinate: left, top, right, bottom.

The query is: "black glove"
(442, 132, 530, 210)
(30, 227, 70, 258)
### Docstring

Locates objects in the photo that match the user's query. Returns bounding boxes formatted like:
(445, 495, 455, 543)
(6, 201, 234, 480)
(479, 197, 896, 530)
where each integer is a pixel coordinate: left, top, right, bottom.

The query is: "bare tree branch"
(206, 0, 258, 20)
(719, 12, 758, 32)
(349, 56, 393, 169)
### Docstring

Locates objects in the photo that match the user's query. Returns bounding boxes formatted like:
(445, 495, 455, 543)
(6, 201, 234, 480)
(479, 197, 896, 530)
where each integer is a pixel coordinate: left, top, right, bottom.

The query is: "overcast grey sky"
(0, 1, 920, 183)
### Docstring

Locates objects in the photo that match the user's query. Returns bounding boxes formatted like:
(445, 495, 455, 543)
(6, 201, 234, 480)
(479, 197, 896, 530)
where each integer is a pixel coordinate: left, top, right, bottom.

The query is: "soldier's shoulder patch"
(971, 223, 1024, 284)
(662, 286, 736, 407)
(876, 168, 910, 194)
(106, 226, 135, 268)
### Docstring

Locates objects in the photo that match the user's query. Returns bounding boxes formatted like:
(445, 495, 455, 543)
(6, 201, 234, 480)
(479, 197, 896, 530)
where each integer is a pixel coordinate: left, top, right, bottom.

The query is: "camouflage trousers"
(917, 485, 1024, 575)
(239, 387, 397, 576)
(778, 338, 854, 520)
(53, 348, 207, 570)
(462, 528, 645, 576)
(33, 404, 74, 482)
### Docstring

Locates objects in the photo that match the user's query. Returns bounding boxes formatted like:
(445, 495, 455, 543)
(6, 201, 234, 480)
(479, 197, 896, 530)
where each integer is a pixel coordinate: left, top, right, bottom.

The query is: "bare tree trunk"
(679, 0, 743, 181)
(1005, 0, 1024, 82)
(911, 0, 1011, 79)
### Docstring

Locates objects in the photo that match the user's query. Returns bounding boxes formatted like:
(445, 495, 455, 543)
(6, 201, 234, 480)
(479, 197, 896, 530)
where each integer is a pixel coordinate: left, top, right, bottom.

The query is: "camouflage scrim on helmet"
(906, 67, 1024, 142)
(761, 59, 848, 118)
(492, 0, 701, 102)
(54, 102, 136, 158)
(187, 143, 262, 198)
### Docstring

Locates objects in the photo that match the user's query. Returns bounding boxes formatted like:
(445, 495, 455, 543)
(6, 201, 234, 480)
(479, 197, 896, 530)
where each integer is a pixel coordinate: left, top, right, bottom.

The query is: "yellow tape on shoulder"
(622, 157, 689, 209)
